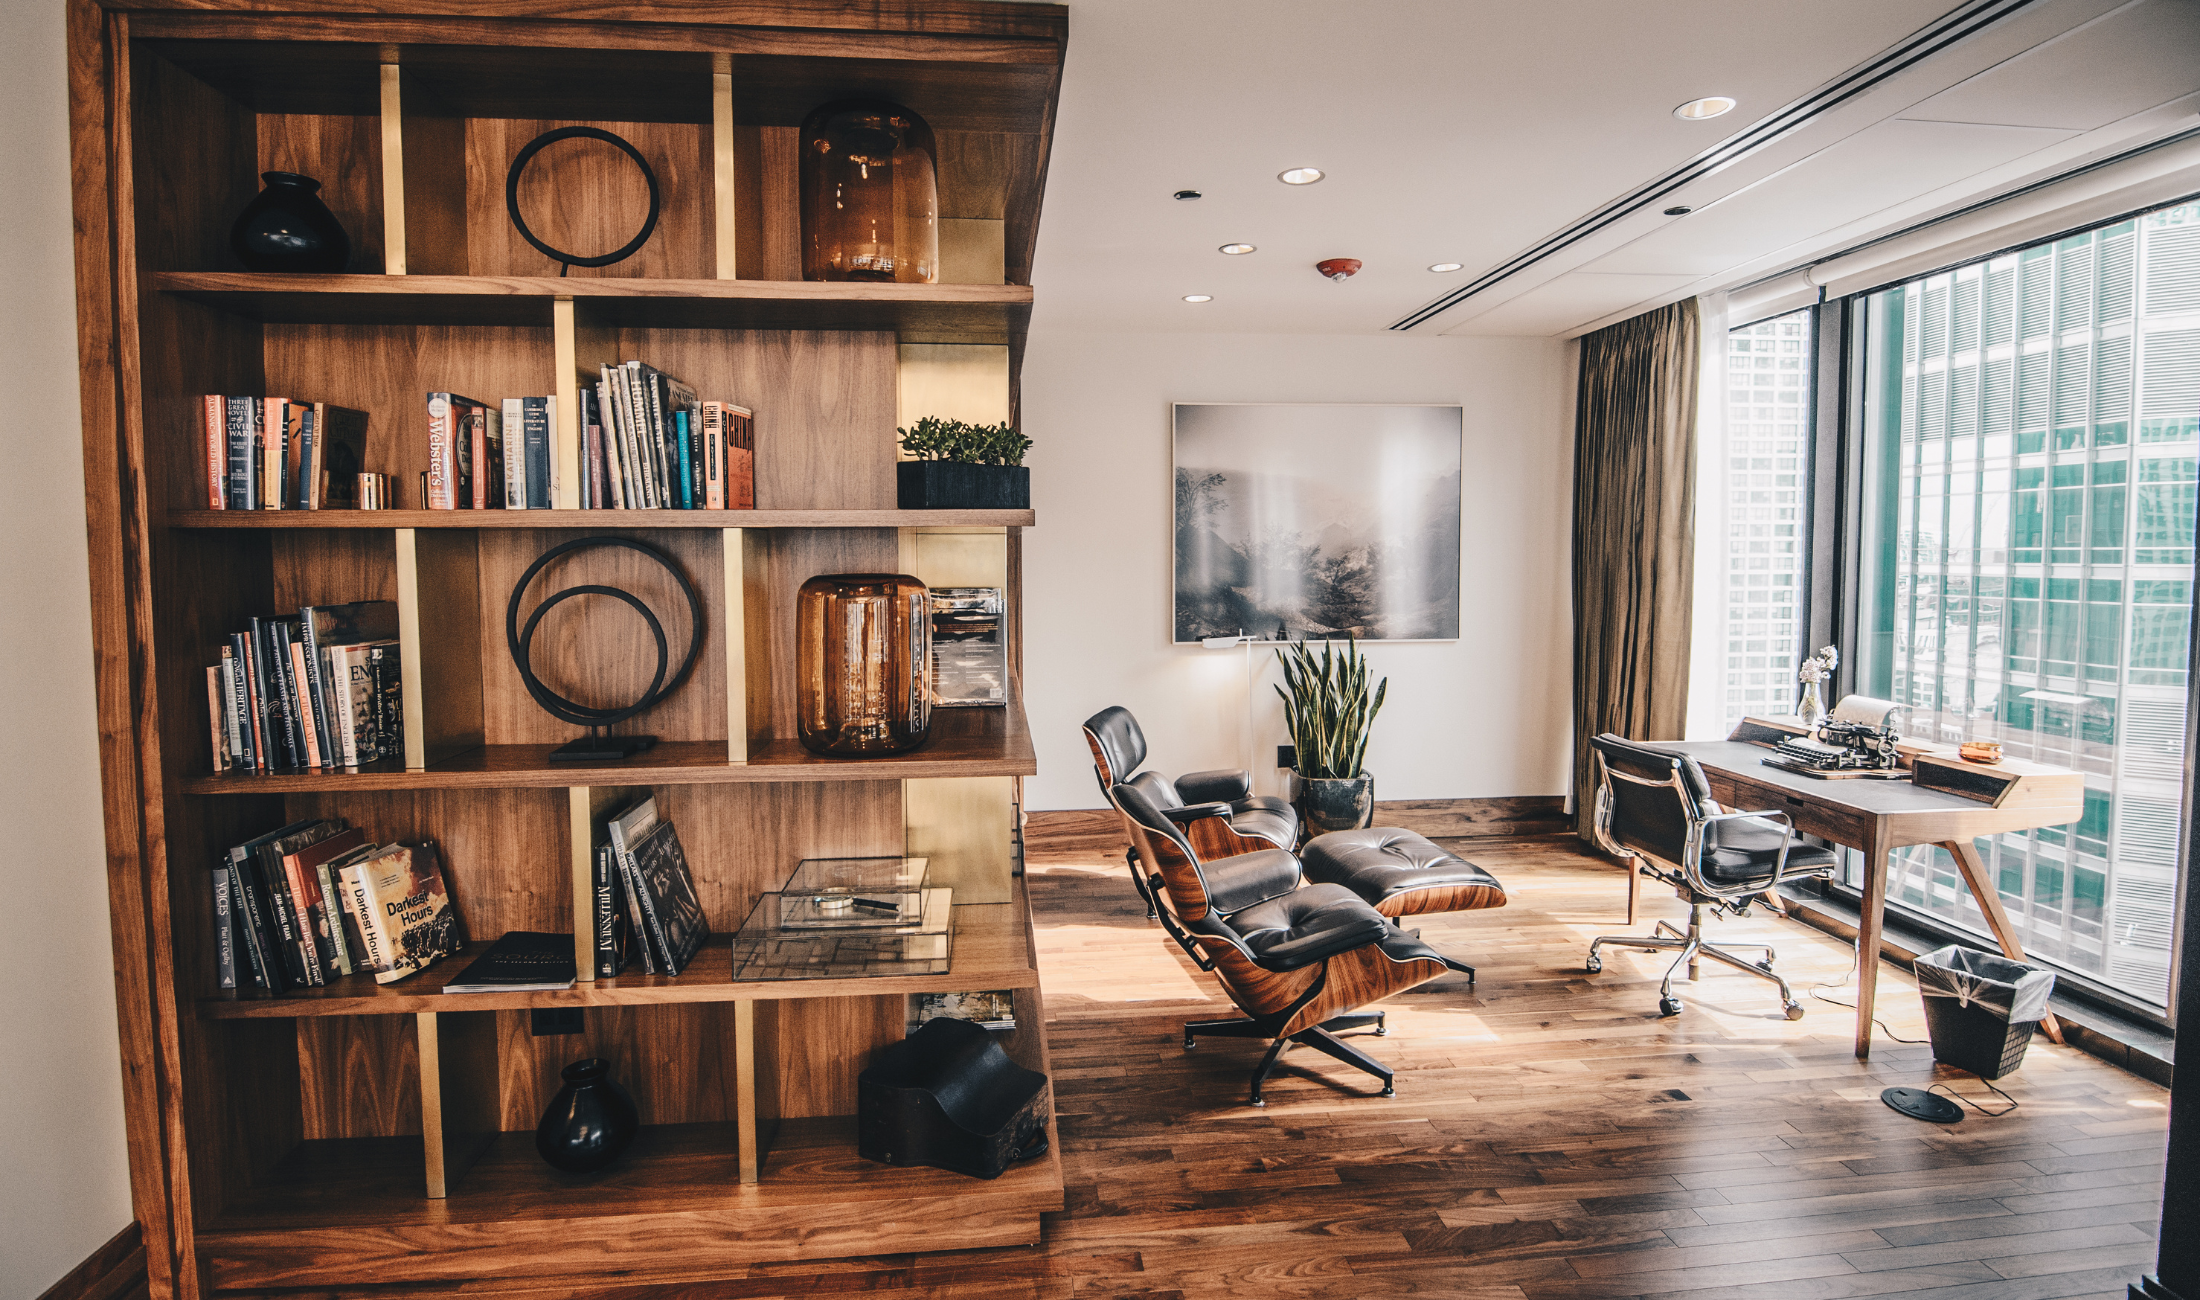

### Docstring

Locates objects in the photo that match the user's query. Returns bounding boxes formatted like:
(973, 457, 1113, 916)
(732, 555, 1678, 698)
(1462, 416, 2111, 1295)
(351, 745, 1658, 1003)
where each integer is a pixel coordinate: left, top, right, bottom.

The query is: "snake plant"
(1275, 637, 1388, 780)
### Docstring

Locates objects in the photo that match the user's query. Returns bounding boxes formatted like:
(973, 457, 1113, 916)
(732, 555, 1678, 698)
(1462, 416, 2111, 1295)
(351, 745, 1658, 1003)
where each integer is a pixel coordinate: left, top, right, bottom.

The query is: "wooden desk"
(1662, 740, 2084, 1059)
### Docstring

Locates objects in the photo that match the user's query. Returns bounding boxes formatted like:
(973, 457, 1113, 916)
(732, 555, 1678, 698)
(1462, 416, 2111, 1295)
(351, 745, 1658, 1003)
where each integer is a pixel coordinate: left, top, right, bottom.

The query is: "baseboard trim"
(36, 1223, 145, 1300)
(1026, 796, 1570, 859)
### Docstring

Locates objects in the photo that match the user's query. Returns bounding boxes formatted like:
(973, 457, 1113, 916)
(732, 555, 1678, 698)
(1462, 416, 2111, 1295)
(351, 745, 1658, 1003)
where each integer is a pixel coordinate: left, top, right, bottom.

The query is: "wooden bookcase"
(63, 4, 1066, 1296)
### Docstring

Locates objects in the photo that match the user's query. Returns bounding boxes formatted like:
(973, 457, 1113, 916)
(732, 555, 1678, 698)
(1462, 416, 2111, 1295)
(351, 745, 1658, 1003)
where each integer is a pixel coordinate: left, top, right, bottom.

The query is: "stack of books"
(200, 396, 368, 510)
(592, 795, 709, 976)
(213, 819, 462, 992)
(207, 600, 401, 773)
(582, 361, 754, 510)
(424, 394, 560, 510)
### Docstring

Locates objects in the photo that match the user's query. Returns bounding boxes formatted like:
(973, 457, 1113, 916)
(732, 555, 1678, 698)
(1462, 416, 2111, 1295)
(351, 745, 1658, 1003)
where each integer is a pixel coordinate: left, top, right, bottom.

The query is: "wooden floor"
(199, 837, 2168, 1300)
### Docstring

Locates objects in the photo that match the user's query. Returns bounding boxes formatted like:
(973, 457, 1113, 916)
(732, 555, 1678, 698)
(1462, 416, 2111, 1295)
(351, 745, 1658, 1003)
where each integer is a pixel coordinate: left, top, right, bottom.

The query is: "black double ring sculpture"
(506, 537, 703, 730)
(506, 126, 662, 273)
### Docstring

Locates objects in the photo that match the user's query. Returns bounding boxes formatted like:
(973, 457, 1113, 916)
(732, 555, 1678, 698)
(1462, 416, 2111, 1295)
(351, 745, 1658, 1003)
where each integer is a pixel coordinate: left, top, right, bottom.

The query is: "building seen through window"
(1721, 309, 1814, 726)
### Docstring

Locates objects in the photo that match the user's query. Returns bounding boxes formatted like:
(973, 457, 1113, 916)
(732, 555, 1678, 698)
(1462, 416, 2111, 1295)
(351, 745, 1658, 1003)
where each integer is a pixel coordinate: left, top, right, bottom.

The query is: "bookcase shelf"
(72, 3, 1062, 1294)
(155, 274, 1034, 342)
(170, 508, 1037, 530)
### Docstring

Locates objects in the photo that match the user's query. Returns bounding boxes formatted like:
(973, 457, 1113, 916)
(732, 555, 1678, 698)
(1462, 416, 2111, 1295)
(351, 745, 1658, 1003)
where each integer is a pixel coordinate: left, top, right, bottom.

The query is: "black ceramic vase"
(230, 171, 351, 273)
(534, 1057, 639, 1173)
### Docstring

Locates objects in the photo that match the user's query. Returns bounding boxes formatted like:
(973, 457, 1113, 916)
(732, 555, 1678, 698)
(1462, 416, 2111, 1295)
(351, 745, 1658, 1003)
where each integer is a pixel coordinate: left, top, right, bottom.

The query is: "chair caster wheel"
(1183, 1038, 1196, 1050)
(1250, 1097, 1266, 1108)
(1374, 1015, 1388, 1036)
(1380, 1084, 1395, 1097)
(1757, 960, 1776, 974)
(1784, 1001, 1805, 1021)
(1585, 955, 1603, 974)
(1658, 996, 1683, 1017)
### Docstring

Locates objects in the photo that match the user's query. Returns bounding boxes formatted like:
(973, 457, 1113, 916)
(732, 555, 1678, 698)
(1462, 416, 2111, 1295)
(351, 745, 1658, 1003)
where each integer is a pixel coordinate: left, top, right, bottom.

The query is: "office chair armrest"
(1162, 801, 1235, 825)
(1250, 913, 1391, 971)
(1176, 769, 1252, 803)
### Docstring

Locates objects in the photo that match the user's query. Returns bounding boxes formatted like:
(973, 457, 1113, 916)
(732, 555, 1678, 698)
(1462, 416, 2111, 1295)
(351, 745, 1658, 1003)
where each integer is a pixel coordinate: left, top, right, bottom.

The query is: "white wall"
(1020, 329, 1573, 811)
(0, 2, 137, 1295)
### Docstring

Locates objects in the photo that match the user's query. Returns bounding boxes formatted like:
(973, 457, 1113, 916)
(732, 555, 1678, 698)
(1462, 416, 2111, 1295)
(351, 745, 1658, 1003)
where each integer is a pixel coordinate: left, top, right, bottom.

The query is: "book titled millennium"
(606, 796, 707, 976)
(443, 930, 576, 993)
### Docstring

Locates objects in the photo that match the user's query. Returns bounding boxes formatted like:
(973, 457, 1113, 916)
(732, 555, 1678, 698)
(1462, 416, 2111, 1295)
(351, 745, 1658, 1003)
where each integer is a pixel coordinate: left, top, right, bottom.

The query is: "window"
(1717, 308, 1814, 726)
(1852, 207, 2197, 1007)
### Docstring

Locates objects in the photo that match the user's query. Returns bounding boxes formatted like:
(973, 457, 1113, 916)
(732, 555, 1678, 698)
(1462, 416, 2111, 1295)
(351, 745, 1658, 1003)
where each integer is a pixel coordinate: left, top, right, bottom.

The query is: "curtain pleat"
(1572, 299, 1700, 838)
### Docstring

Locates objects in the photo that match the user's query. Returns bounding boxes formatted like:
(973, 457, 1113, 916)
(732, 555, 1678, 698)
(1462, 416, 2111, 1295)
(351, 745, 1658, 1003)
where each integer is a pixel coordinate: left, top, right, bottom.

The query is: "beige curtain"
(1572, 298, 1700, 838)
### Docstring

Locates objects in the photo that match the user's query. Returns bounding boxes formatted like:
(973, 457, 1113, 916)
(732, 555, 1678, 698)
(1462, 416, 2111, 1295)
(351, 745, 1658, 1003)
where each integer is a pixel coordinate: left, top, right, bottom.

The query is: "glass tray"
(729, 887, 954, 981)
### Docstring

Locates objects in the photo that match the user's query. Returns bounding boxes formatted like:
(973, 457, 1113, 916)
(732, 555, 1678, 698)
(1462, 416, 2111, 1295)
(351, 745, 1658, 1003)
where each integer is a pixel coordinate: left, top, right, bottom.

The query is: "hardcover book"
(308, 404, 369, 508)
(224, 396, 257, 511)
(202, 395, 227, 509)
(426, 393, 484, 510)
(593, 838, 629, 978)
(523, 395, 554, 509)
(283, 826, 367, 982)
(443, 930, 577, 993)
(338, 843, 463, 984)
(211, 869, 237, 990)
(625, 820, 708, 976)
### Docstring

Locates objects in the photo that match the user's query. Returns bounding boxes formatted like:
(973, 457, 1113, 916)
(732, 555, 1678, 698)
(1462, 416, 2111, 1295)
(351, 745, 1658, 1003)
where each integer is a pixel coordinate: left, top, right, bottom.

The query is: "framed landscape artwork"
(1172, 403, 1462, 643)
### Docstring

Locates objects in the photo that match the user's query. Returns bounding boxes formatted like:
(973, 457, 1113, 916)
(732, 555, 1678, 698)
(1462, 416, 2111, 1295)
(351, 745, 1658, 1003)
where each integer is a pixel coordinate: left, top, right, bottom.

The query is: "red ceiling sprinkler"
(1316, 258, 1362, 281)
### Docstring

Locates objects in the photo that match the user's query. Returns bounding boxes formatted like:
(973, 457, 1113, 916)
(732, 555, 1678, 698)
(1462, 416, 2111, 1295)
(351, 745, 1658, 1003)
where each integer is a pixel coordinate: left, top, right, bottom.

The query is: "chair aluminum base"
(1182, 1012, 1391, 1106)
(1588, 901, 1804, 1020)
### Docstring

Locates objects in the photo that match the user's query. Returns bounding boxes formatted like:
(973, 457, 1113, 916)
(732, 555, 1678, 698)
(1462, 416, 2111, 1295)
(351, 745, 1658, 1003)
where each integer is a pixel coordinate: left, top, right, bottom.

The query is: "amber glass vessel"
(798, 100, 939, 284)
(796, 574, 933, 755)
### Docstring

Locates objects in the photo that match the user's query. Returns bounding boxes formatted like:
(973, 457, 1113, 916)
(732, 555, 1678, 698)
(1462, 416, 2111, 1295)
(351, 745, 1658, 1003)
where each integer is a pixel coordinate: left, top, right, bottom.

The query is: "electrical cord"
(1930, 1076, 2019, 1117)
(1813, 953, 2022, 1117)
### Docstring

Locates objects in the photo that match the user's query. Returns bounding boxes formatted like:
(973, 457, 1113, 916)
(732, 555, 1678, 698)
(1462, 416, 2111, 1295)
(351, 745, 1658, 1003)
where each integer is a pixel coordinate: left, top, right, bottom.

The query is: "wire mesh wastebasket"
(1913, 944, 2056, 1080)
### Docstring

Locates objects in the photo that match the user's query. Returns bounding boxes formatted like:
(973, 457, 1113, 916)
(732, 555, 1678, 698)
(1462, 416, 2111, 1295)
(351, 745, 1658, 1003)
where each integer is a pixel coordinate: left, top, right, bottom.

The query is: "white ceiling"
(1025, 0, 2200, 338)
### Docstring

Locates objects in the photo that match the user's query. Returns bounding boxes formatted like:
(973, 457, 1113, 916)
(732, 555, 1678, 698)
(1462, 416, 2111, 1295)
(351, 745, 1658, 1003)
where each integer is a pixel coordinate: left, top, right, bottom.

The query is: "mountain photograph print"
(1173, 403, 1462, 643)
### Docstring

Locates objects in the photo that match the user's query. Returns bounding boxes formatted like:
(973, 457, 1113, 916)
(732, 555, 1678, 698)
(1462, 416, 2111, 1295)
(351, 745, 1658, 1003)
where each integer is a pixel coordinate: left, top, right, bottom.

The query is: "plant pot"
(534, 1057, 639, 1173)
(898, 461, 1030, 510)
(1294, 773, 1375, 836)
(230, 171, 351, 273)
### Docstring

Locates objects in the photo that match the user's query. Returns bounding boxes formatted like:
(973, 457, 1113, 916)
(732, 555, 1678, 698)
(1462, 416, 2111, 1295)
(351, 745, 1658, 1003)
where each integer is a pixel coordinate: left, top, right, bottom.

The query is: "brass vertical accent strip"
(734, 999, 760, 1182)
(723, 528, 748, 762)
(379, 64, 405, 274)
(713, 64, 736, 279)
(394, 527, 426, 768)
(416, 1011, 448, 1197)
(552, 297, 582, 509)
(568, 786, 595, 981)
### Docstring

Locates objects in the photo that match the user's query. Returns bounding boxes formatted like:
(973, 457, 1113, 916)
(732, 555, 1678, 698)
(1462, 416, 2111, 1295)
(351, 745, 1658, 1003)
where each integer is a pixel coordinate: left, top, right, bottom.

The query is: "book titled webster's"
(337, 843, 463, 983)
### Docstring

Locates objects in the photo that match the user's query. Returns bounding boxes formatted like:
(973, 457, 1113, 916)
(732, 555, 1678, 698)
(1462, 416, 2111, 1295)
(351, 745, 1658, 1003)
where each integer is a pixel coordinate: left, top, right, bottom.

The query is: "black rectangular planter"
(897, 461, 1030, 510)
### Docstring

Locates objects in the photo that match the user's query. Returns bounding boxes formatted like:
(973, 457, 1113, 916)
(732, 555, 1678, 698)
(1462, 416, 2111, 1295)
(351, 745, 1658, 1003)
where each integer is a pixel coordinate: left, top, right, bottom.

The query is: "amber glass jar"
(796, 574, 933, 755)
(798, 100, 939, 284)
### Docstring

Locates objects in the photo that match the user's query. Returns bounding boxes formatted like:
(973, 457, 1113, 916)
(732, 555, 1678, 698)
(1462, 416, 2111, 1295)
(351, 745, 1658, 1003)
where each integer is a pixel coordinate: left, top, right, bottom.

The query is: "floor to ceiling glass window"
(1853, 203, 2199, 1009)
(1721, 309, 1814, 726)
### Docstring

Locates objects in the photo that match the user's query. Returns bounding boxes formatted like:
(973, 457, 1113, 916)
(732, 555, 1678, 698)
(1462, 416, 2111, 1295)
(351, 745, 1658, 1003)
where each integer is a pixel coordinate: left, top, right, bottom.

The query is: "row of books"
(425, 394, 564, 510)
(213, 819, 461, 991)
(581, 361, 755, 510)
(591, 795, 707, 977)
(207, 600, 401, 773)
(201, 396, 368, 510)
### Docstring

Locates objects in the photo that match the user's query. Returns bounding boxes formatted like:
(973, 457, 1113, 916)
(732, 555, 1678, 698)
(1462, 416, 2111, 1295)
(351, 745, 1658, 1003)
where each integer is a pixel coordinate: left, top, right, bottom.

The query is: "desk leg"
(1939, 839, 2065, 1046)
(1854, 833, 1891, 1060)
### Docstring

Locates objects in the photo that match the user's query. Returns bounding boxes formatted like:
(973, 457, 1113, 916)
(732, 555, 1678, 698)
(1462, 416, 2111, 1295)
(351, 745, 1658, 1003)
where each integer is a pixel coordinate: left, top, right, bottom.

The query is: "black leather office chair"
(1585, 734, 1838, 1020)
(1111, 780, 1450, 1106)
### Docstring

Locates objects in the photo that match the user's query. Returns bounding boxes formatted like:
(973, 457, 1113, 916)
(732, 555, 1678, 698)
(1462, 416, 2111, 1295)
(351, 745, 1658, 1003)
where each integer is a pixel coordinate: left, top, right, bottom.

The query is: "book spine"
(368, 644, 403, 761)
(702, 402, 724, 510)
(297, 610, 334, 766)
(599, 377, 628, 509)
(314, 857, 353, 976)
(206, 665, 229, 773)
(338, 864, 388, 976)
(212, 868, 237, 990)
(729, 406, 755, 508)
(280, 853, 327, 986)
(229, 633, 262, 772)
(524, 396, 551, 509)
(617, 851, 658, 974)
(244, 619, 286, 768)
(594, 841, 621, 978)
(228, 853, 278, 991)
(427, 394, 458, 510)
(468, 405, 488, 510)
(263, 621, 301, 768)
(546, 394, 560, 505)
(295, 406, 316, 509)
(616, 837, 677, 975)
(645, 371, 671, 506)
(501, 398, 524, 508)
(675, 409, 694, 509)
(617, 363, 648, 507)
(219, 649, 248, 771)
(326, 647, 357, 766)
(261, 398, 287, 509)
(288, 641, 323, 768)
(225, 396, 256, 510)
(203, 395, 227, 509)
(687, 402, 706, 509)
(256, 845, 312, 987)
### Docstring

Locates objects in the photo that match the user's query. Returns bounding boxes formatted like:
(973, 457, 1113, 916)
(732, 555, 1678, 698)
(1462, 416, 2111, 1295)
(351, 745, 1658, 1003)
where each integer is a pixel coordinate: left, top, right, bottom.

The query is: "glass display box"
(930, 587, 1006, 707)
(779, 856, 931, 929)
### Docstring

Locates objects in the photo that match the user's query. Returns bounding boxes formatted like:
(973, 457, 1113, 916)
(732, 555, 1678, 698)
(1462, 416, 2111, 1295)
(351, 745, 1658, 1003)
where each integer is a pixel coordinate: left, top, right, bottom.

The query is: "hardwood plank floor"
(241, 838, 2167, 1300)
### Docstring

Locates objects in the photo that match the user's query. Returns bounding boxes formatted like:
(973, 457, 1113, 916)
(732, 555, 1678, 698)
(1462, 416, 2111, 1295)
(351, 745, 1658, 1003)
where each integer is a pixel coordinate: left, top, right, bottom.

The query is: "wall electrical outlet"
(531, 1007, 584, 1036)
(1277, 744, 1296, 769)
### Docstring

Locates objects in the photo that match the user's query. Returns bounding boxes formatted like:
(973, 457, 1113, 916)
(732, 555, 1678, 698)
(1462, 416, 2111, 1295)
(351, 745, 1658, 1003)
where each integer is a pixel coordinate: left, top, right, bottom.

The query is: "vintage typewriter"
(1762, 721, 1908, 779)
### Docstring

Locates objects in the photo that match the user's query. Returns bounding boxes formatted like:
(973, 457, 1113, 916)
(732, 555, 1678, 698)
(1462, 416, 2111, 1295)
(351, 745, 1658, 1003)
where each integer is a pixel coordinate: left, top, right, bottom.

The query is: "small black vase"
(230, 171, 351, 273)
(534, 1057, 639, 1174)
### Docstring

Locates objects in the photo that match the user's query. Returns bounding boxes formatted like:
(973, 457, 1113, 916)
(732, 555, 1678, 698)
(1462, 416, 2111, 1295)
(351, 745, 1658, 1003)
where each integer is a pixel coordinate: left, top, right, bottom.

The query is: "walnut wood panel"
(420, 1008, 500, 1197)
(742, 528, 900, 742)
(259, 112, 385, 273)
(125, 2, 1069, 45)
(463, 119, 711, 279)
(398, 93, 468, 276)
(281, 786, 573, 941)
(763, 995, 906, 1120)
(653, 778, 903, 935)
(748, 125, 802, 280)
(269, 531, 397, 611)
(494, 1002, 739, 1131)
(405, 528, 485, 765)
(260, 323, 556, 503)
(198, 1117, 1059, 1287)
(1684, 741, 2086, 849)
(211, 1018, 304, 1222)
(33, 1222, 147, 1300)
(297, 1015, 422, 1140)
(474, 527, 726, 746)
(198, 893, 1037, 1019)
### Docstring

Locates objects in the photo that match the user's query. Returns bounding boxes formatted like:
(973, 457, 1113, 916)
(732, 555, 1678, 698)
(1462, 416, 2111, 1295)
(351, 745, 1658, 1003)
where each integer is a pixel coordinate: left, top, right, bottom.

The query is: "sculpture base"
(548, 734, 658, 763)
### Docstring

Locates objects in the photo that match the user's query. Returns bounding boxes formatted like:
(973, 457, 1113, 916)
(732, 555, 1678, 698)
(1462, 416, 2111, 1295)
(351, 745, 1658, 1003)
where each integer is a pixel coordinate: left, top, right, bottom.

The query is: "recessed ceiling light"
(1174, 189, 1202, 201)
(1183, 294, 1213, 303)
(1673, 96, 1736, 121)
(1428, 262, 1463, 273)
(1219, 243, 1256, 255)
(1278, 167, 1324, 185)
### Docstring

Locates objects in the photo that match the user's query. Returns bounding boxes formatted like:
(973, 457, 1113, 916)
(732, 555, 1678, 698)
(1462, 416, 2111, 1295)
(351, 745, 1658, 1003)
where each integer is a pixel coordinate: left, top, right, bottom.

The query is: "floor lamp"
(1201, 632, 1257, 791)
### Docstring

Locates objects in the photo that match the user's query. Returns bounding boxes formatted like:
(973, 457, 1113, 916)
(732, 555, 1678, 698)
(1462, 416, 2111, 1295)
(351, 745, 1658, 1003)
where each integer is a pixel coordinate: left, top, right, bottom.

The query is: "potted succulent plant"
(1276, 637, 1388, 836)
(897, 416, 1032, 509)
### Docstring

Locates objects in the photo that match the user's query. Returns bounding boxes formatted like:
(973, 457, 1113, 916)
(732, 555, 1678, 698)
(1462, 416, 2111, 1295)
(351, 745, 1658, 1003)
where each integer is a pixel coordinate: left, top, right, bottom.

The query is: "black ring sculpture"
(506, 537, 703, 759)
(506, 126, 662, 274)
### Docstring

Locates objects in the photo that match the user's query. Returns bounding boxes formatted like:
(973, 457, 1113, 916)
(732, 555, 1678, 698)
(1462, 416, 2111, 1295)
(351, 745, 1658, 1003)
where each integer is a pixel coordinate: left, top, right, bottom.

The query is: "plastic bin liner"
(1914, 944, 2055, 1024)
